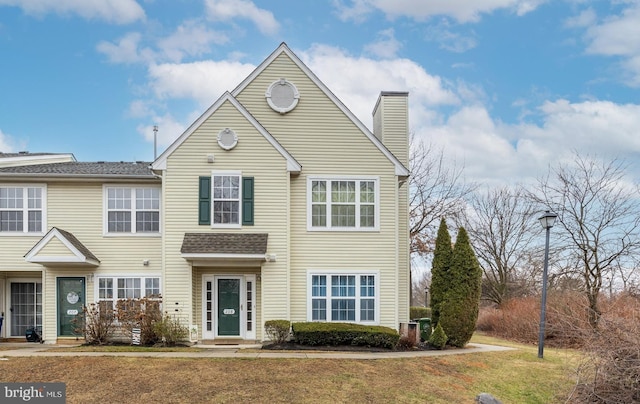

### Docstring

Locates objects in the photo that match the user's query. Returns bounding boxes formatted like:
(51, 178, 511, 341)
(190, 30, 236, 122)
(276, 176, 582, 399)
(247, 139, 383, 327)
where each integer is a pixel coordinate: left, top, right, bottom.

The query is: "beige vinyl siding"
(0, 181, 162, 342)
(374, 94, 409, 167)
(38, 237, 74, 256)
(235, 53, 407, 330)
(163, 100, 291, 339)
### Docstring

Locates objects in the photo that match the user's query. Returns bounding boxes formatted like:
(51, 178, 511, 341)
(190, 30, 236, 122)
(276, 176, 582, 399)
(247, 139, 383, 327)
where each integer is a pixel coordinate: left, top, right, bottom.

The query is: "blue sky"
(1, 0, 640, 185)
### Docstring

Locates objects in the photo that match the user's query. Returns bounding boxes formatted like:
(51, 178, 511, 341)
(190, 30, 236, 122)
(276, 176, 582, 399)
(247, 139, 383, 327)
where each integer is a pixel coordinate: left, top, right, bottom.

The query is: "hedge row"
(291, 322, 399, 349)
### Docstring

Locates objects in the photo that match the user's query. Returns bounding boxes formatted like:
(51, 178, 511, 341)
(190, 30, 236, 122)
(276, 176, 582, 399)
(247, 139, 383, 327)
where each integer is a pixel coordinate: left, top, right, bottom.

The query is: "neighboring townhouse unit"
(0, 43, 409, 344)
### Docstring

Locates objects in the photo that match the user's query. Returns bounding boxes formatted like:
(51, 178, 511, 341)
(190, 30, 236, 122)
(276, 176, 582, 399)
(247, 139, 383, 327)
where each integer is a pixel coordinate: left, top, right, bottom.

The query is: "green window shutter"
(199, 176, 211, 225)
(242, 177, 254, 225)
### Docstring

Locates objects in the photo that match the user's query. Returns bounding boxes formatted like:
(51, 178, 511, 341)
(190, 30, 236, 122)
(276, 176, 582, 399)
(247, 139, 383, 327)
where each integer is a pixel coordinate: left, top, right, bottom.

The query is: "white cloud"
(585, 4, 640, 56)
(96, 32, 154, 64)
(0, 0, 145, 24)
(137, 114, 191, 148)
(424, 20, 477, 53)
(564, 7, 596, 28)
(418, 98, 640, 186)
(364, 28, 402, 59)
(98, 21, 228, 65)
(300, 44, 459, 128)
(205, 0, 279, 35)
(0, 129, 17, 153)
(334, 0, 547, 23)
(147, 60, 256, 105)
(582, 3, 640, 85)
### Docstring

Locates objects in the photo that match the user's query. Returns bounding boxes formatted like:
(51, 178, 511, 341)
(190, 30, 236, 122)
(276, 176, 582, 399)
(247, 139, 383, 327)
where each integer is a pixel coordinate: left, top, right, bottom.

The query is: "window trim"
(103, 185, 161, 236)
(306, 176, 380, 232)
(0, 184, 46, 236)
(211, 171, 242, 229)
(306, 270, 380, 325)
(94, 275, 162, 312)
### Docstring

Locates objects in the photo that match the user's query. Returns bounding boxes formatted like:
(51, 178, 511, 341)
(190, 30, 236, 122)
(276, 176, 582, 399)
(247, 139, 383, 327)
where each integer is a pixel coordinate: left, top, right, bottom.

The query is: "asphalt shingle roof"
(0, 161, 154, 177)
(54, 227, 100, 262)
(181, 233, 269, 255)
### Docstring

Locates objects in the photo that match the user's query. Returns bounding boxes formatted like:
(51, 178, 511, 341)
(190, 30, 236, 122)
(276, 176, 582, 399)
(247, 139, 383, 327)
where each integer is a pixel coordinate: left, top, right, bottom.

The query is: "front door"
(217, 278, 240, 336)
(57, 277, 85, 336)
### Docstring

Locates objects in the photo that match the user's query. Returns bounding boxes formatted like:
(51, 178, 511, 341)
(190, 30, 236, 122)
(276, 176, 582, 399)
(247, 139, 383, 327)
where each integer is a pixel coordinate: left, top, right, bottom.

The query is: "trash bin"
(25, 327, 41, 343)
(418, 318, 431, 342)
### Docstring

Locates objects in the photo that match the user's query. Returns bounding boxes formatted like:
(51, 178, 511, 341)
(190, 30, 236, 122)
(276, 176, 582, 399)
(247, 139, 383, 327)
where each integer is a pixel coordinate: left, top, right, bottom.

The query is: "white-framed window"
(307, 177, 378, 231)
(96, 276, 161, 312)
(104, 186, 160, 234)
(307, 271, 379, 324)
(0, 185, 45, 234)
(212, 172, 241, 227)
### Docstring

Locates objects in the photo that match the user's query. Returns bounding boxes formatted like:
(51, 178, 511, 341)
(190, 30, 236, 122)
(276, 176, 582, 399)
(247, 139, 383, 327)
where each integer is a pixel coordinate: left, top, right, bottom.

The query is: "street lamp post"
(538, 210, 557, 359)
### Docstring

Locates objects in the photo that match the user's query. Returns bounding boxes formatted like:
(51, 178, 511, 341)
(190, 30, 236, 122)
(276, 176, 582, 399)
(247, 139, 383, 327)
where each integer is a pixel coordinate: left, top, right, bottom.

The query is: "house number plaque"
(223, 309, 235, 315)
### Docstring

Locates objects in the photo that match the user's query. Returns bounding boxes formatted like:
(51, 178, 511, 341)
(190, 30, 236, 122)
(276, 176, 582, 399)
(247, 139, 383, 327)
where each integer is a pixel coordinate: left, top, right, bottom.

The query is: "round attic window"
(266, 78, 299, 114)
(217, 128, 238, 150)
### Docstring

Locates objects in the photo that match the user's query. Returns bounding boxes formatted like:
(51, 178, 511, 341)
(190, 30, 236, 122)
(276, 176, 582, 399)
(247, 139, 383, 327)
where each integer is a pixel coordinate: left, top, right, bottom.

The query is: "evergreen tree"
(430, 217, 452, 327)
(439, 226, 483, 347)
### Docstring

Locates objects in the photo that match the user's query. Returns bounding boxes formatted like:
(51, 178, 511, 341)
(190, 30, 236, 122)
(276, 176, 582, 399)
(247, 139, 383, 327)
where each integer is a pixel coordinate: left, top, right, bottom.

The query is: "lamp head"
(538, 211, 557, 229)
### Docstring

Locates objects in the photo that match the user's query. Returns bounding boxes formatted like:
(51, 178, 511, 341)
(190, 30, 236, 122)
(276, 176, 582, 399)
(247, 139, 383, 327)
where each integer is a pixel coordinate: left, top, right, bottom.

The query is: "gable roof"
(232, 42, 410, 177)
(152, 92, 301, 173)
(25, 227, 100, 267)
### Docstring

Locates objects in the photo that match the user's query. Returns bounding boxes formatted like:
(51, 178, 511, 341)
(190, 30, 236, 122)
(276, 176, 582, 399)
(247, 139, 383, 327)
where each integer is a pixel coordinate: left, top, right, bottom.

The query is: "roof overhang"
(180, 233, 271, 267)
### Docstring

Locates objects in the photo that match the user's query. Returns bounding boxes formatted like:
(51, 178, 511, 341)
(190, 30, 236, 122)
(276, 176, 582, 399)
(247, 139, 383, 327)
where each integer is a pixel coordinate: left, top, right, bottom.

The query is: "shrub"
(116, 296, 163, 345)
(396, 336, 415, 350)
(428, 323, 447, 350)
(153, 313, 189, 346)
(571, 293, 640, 403)
(410, 306, 431, 320)
(72, 303, 116, 345)
(292, 322, 400, 349)
(264, 320, 290, 344)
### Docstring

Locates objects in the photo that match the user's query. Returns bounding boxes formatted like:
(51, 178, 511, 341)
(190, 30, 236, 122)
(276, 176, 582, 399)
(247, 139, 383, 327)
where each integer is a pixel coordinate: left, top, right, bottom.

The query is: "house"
(0, 43, 410, 344)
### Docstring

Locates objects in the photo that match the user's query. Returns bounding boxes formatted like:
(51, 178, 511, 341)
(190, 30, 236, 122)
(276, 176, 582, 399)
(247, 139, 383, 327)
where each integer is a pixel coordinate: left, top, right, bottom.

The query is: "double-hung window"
(199, 172, 254, 227)
(105, 186, 160, 234)
(213, 173, 240, 226)
(309, 272, 378, 323)
(308, 177, 378, 230)
(0, 185, 45, 233)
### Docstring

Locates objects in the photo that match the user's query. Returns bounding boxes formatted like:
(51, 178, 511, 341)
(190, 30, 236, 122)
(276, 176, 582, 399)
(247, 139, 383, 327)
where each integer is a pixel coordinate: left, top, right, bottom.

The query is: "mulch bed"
(262, 341, 437, 352)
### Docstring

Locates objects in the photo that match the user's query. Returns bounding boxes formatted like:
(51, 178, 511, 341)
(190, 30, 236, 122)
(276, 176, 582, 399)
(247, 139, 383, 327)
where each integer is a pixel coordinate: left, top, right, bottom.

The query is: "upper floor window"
(199, 173, 254, 227)
(105, 186, 160, 234)
(213, 174, 240, 226)
(0, 185, 45, 234)
(308, 177, 378, 231)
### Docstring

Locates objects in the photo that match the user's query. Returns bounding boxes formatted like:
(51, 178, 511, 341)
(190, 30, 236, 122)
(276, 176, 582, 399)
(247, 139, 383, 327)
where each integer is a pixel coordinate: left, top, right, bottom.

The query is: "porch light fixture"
(537, 210, 557, 359)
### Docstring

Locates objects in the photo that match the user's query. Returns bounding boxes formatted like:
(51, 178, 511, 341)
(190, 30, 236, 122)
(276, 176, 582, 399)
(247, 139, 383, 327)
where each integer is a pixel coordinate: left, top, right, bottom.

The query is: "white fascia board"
(181, 253, 266, 261)
(152, 92, 301, 174)
(231, 43, 409, 177)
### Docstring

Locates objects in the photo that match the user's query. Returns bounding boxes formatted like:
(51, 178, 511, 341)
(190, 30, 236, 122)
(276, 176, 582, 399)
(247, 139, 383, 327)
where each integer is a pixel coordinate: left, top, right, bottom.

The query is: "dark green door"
(57, 277, 85, 336)
(218, 278, 240, 336)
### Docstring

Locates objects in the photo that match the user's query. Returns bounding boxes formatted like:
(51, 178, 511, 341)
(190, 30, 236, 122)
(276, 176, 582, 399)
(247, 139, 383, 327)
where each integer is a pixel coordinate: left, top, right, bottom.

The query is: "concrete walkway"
(0, 343, 515, 360)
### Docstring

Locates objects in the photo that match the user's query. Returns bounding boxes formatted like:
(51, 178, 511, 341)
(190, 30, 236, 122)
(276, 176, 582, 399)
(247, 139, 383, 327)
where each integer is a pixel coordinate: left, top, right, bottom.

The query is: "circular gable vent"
(217, 128, 238, 150)
(266, 78, 299, 114)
